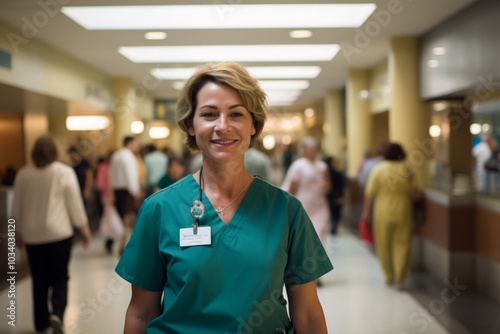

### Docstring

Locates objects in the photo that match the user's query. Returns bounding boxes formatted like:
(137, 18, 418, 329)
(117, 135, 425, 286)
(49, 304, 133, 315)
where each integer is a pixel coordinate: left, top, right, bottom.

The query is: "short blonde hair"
(176, 62, 268, 150)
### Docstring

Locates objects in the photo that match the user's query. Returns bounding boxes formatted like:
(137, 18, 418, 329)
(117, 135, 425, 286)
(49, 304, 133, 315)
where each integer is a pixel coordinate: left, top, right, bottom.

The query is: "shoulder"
(316, 159, 328, 169)
(53, 161, 74, 174)
(144, 175, 193, 203)
(254, 177, 302, 209)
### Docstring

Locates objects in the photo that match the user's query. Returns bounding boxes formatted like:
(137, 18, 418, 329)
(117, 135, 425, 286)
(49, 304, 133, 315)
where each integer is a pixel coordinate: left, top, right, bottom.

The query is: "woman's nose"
(214, 114, 230, 132)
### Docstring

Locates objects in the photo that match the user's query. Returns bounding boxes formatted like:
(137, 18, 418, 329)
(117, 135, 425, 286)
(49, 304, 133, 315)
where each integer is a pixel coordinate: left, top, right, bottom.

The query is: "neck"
(197, 161, 251, 197)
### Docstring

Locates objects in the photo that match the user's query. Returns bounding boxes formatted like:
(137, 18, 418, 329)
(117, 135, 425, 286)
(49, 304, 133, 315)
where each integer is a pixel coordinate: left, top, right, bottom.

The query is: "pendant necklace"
(203, 175, 251, 216)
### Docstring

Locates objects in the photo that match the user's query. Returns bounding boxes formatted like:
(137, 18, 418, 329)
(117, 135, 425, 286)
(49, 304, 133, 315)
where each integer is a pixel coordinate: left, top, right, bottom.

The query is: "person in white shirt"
(12, 134, 92, 334)
(108, 135, 141, 254)
(472, 134, 492, 191)
(143, 144, 168, 197)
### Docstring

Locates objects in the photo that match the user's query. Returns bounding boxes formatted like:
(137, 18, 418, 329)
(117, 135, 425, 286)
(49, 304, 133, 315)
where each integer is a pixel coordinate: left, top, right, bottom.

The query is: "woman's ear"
(188, 120, 195, 136)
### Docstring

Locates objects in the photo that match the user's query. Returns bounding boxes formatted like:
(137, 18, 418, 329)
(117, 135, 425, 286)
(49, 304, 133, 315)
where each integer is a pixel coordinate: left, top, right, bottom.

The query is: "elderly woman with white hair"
(282, 137, 331, 248)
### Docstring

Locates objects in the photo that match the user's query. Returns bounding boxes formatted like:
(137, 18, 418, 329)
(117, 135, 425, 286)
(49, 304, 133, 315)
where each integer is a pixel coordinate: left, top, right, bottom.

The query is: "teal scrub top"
(116, 175, 333, 334)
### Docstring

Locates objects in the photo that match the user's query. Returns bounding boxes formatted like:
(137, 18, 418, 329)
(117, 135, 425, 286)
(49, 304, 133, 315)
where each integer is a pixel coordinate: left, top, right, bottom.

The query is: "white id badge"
(179, 226, 211, 247)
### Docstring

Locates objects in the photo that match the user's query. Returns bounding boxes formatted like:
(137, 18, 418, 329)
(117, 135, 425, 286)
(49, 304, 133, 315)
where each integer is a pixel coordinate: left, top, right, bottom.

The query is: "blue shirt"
(116, 175, 333, 334)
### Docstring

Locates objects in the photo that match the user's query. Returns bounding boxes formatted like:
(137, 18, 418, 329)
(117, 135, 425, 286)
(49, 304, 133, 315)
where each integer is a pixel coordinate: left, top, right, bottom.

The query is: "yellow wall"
(370, 59, 390, 114)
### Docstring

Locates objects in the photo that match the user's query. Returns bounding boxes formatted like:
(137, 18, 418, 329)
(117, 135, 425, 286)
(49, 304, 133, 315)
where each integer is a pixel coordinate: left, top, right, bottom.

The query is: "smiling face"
(188, 82, 256, 164)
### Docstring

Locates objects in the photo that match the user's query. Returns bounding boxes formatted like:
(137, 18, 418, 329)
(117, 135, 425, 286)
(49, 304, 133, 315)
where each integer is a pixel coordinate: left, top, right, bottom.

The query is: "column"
(47, 99, 69, 156)
(111, 77, 136, 148)
(346, 69, 371, 177)
(389, 36, 429, 184)
(323, 89, 344, 161)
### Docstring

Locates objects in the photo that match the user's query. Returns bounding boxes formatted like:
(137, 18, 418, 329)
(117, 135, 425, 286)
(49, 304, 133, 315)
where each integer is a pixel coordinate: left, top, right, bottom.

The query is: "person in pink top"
(282, 137, 331, 248)
(95, 152, 114, 205)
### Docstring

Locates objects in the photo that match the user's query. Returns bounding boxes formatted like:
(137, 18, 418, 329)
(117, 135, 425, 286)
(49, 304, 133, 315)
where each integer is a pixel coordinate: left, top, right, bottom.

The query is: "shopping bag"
(358, 218, 374, 246)
(99, 204, 125, 239)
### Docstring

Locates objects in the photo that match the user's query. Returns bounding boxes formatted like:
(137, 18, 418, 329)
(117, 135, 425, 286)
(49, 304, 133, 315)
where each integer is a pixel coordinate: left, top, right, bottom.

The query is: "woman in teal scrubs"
(116, 62, 333, 333)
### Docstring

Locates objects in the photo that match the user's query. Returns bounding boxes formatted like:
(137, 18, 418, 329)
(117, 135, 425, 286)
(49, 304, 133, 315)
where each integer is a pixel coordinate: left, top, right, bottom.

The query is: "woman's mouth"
(211, 139, 237, 145)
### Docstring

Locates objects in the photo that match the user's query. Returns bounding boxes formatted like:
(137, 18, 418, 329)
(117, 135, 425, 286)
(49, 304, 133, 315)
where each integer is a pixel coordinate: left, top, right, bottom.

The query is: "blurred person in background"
(361, 142, 420, 290)
(12, 134, 92, 334)
(143, 144, 168, 197)
(357, 143, 387, 190)
(67, 146, 93, 201)
(324, 155, 346, 235)
(95, 152, 114, 208)
(472, 134, 492, 192)
(244, 146, 272, 182)
(154, 155, 186, 191)
(281, 137, 331, 250)
(108, 136, 141, 255)
(1, 165, 17, 186)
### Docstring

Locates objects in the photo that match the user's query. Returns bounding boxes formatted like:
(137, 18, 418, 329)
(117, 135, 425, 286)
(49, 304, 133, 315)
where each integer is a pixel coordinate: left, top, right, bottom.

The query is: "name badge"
(180, 226, 211, 247)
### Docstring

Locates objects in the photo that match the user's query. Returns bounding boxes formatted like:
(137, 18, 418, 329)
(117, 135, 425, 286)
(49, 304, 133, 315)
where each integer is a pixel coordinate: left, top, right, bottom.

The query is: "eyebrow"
(198, 104, 246, 110)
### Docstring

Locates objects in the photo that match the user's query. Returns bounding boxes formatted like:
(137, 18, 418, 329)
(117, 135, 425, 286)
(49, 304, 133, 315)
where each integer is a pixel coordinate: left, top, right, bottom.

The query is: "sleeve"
(125, 153, 140, 197)
(64, 168, 89, 228)
(284, 202, 333, 285)
(115, 200, 166, 291)
(281, 160, 301, 192)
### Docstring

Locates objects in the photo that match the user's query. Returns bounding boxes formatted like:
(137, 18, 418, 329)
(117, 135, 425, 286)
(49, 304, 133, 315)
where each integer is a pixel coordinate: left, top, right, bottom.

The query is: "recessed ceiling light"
(432, 47, 446, 55)
(172, 80, 309, 91)
(145, 31, 167, 40)
(62, 4, 377, 30)
(66, 116, 110, 131)
(258, 80, 310, 90)
(151, 66, 321, 80)
(427, 60, 439, 68)
(149, 126, 170, 139)
(120, 45, 339, 63)
(290, 30, 313, 39)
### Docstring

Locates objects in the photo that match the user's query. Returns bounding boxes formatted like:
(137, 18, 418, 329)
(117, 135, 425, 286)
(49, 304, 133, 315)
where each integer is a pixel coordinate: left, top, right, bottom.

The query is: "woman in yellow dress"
(361, 142, 420, 290)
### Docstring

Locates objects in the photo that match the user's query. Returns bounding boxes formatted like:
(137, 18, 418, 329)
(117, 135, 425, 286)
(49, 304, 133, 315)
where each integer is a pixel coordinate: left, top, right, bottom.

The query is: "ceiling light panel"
(151, 66, 321, 80)
(62, 4, 376, 30)
(120, 45, 339, 63)
(259, 80, 310, 90)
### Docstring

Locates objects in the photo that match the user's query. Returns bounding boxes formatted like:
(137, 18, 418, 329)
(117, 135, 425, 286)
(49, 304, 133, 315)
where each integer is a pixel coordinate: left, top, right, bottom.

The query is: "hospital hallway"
(1, 226, 499, 334)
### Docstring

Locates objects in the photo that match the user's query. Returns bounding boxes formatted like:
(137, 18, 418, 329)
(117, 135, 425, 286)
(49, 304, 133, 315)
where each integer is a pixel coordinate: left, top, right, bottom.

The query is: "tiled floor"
(1, 227, 498, 333)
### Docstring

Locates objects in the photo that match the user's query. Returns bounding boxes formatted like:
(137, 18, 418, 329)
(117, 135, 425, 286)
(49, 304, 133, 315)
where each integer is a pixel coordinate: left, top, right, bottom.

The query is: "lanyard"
(189, 166, 205, 234)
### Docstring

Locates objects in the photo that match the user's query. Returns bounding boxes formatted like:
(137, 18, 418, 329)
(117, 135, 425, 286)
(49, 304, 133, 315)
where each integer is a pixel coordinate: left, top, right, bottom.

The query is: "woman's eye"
(231, 112, 244, 118)
(201, 112, 217, 118)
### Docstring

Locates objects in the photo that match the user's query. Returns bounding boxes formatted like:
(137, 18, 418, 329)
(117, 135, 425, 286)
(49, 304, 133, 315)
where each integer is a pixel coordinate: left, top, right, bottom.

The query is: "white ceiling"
(0, 0, 477, 110)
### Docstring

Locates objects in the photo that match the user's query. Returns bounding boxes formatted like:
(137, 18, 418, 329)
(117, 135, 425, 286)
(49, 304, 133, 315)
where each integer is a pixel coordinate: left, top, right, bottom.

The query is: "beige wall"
(0, 22, 112, 110)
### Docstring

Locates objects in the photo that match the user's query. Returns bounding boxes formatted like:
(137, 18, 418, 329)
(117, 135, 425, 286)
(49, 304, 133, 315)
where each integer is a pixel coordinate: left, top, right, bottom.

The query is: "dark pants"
(26, 237, 73, 332)
(330, 204, 343, 234)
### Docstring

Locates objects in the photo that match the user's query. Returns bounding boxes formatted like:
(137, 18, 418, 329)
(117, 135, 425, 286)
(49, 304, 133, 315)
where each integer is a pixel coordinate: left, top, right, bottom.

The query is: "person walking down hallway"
(116, 62, 332, 333)
(12, 135, 92, 334)
(108, 135, 141, 254)
(324, 156, 346, 235)
(67, 146, 93, 201)
(361, 142, 420, 290)
(143, 144, 168, 197)
(282, 137, 331, 247)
